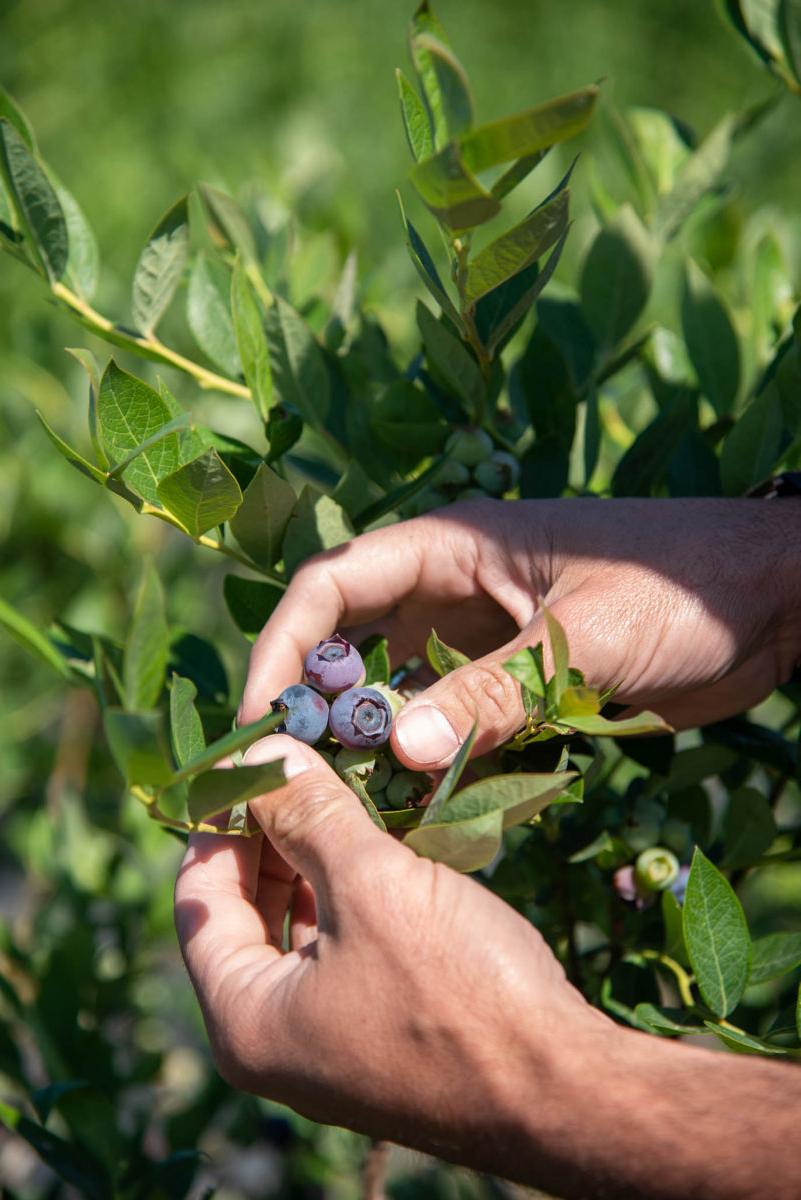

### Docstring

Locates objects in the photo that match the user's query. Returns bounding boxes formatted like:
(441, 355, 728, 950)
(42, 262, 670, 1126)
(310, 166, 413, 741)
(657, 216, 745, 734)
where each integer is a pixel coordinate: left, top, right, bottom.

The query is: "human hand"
(241, 497, 801, 770)
(173, 734, 610, 1177)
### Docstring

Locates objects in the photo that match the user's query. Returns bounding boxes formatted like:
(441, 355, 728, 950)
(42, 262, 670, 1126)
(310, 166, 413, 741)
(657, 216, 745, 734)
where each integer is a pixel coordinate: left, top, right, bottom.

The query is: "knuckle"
(462, 660, 520, 727)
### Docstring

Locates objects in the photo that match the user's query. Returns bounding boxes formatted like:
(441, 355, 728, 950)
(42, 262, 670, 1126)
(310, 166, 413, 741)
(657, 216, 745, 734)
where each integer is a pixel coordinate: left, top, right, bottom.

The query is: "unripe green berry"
(445, 427, 493, 467)
(405, 488, 448, 517)
(435, 460, 472, 488)
(473, 451, 520, 496)
(455, 487, 488, 501)
(365, 754, 392, 794)
(386, 770, 430, 807)
(634, 846, 680, 893)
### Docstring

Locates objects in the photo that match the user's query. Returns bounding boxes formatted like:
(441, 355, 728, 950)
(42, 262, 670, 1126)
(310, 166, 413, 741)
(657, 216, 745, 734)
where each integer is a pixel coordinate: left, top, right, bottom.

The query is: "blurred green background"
(1, 1, 800, 1195)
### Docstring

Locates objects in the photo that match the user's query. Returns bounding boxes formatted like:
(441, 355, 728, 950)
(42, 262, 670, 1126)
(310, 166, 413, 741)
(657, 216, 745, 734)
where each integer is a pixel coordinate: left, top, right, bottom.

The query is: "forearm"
(511, 1022, 801, 1199)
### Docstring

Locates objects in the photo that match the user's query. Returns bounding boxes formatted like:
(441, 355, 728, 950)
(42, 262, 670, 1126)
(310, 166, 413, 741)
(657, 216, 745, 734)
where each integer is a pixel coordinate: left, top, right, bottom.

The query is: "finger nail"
(394, 705, 460, 766)
(244, 735, 312, 780)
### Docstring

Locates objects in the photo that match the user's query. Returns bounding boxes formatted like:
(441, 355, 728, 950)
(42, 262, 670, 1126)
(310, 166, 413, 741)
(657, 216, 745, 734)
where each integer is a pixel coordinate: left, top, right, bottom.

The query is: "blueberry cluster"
(403, 427, 521, 517)
(269, 634, 432, 811)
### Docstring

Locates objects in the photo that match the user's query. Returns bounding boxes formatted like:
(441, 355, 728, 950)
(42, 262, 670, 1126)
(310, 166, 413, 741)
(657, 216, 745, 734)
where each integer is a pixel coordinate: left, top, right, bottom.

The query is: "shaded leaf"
(410, 141, 500, 231)
(417, 301, 483, 412)
(580, 203, 653, 349)
(282, 486, 353, 576)
(681, 258, 740, 416)
(721, 787, 777, 868)
(187, 761, 286, 824)
(170, 709, 285, 785)
(720, 381, 784, 495)
(104, 709, 174, 787)
(170, 674, 206, 768)
(187, 250, 241, 376)
(703, 1021, 787, 1055)
(223, 575, 283, 642)
(229, 462, 296, 568)
(396, 190, 461, 326)
(653, 115, 734, 240)
(124, 561, 169, 710)
(231, 256, 273, 418)
(0, 595, 71, 679)
(0, 1102, 113, 1200)
(266, 294, 330, 429)
(612, 388, 696, 498)
(749, 932, 801, 984)
(198, 183, 258, 263)
(0, 118, 68, 280)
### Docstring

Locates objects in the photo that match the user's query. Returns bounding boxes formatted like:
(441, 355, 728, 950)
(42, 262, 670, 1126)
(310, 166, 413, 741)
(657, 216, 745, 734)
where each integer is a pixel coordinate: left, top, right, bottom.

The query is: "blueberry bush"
(2, 1, 801, 1195)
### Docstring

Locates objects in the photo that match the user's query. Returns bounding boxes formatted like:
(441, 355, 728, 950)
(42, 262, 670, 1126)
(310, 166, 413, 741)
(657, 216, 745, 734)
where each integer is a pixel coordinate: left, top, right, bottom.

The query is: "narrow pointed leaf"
(170, 674, 206, 768)
(0, 596, 71, 679)
(187, 250, 241, 376)
(414, 33, 472, 138)
(124, 562, 169, 710)
(55, 180, 99, 300)
(465, 189, 569, 304)
(224, 575, 284, 641)
(460, 86, 598, 173)
(683, 847, 751, 1017)
(170, 709, 285, 785)
(417, 301, 483, 412)
(229, 461, 296, 568)
(720, 382, 784, 496)
(654, 116, 735, 240)
(198, 183, 258, 263)
(563, 710, 672, 737)
(396, 68, 433, 161)
(480, 226, 568, 357)
(36, 411, 108, 485)
(779, 0, 801, 81)
(132, 196, 189, 334)
(0, 118, 68, 280)
(580, 203, 653, 349)
(543, 607, 569, 698)
(231, 256, 273, 418)
(409, 0, 455, 149)
(421, 721, 478, 824)
(426, 628, 470, 676)
(156, 449, 243, 537)
(491, 150, 549, 200)
(404, 808, 504, 872)
(266, 294, 330, 429)
(0, 86, 36, 150)
(396, 191, 461, 326)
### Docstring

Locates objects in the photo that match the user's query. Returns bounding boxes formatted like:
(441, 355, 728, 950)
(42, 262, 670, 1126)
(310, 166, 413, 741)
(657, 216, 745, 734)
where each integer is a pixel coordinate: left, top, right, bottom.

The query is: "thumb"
(243, 734, 387, 892)
(391, 632, 535, 771)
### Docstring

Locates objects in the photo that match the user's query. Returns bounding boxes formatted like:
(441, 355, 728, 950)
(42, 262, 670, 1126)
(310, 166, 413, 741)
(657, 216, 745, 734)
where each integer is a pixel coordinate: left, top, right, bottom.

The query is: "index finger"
(239, 525, 425, 723)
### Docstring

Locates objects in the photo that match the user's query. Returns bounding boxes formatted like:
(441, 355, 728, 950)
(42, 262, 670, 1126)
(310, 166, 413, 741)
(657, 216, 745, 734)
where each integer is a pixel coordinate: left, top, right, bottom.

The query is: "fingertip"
(392, 703, 461, 769)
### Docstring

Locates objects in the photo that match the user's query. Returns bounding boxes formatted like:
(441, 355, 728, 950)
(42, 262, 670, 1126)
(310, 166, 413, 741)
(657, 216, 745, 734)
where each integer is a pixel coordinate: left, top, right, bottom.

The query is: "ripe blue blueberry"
(271, 684, 329, 745)
(304, 634, 365, 693)
(329, 686, 393, 749)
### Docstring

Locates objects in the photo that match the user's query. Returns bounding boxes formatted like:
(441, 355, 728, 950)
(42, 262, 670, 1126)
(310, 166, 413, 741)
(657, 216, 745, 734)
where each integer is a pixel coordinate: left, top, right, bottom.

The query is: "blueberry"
(669, 864, 691, 904)
(329, 686, 393, 749)
(304, 634, 365, 693)
(334, 747, 392, 793)
(386, 770, 430, 808)
(612, 864, 655, 911)
(435, 460, 471, 488)
(271, 684, 329, 745)
(473, 451, 520, 496)
(445, 427, 494, 467)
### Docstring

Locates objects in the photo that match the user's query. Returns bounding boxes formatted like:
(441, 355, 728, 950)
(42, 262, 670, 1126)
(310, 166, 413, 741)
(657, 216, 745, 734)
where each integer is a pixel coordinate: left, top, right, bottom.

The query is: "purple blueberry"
(329, 687, 393, 749)
(669, 865, 691, 904)
(304, 634, 365, 694)
(271, 684, 329, 745)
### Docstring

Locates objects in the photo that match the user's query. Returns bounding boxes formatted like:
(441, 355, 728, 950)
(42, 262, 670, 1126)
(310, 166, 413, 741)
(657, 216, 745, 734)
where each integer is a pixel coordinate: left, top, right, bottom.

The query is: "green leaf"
(703, 1021, 788, 1055)
(408, 0, 456, 150)
(332, 459, 375, 520)
(0, 86, 36, 150)
(477, 227, 568, 357)
(653, 115, 735, 240)
(409, 142, 501, 231)
(223, 575, 283, 642)
(124, 561, 169, 710)
(405, 771, 574, 871)
(460, 86, 599, 173)
(580, 203, 653, 350)
(563, 710, 672, 737)
(0, 1102, 113, 1200)
(662, 890, 690, 965)
(55, 180, 99, 301)
(396, 68, 433, 161)
(413, 33, 473, 139)
(131, 196, 189, 335)
(396, 191, 461, 327)
(503, 644, 547, 699)
(104, 709, 174, 787)
(369, 379, 446, 464)
(187, 761, 286, 824)
(231, 256, 273, 418)
(779, 0, 801, 81)
(611, 388, 696, 498)
(465, 188, 570, 305)
(97, 361, 190, 504)
(740, 0, 786, 59)
(633, 1004, 707, 1035)
(420, 721, 478, 825)
(171, 709, 285, 786)
(720, 381, 784, 495)
(170, 674, 205, 768)
(0, 118, 68, 280)
(426, 628, 470, 677)
(543, 607, 569, 698)
(266, 294, 330, 429)
(558, 686, 601, 718)
(0, 595, 71, 679)
(681, 259, 740, 416)
(229, 462, 296, 568)
(359, 635, 391, 686)
(282, 486, 353, 576)
(157, 450, 243, 537)
(198, 183, 258, 263)
(416, 301, 483, 413)
(347, 774, 388, 832)
(683, 847, 751, 1017)
(749, 932, 801, 984)
(491, 150, 549, 200)
(721, 787, 777, 868)
(187, 251, 241, 377)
